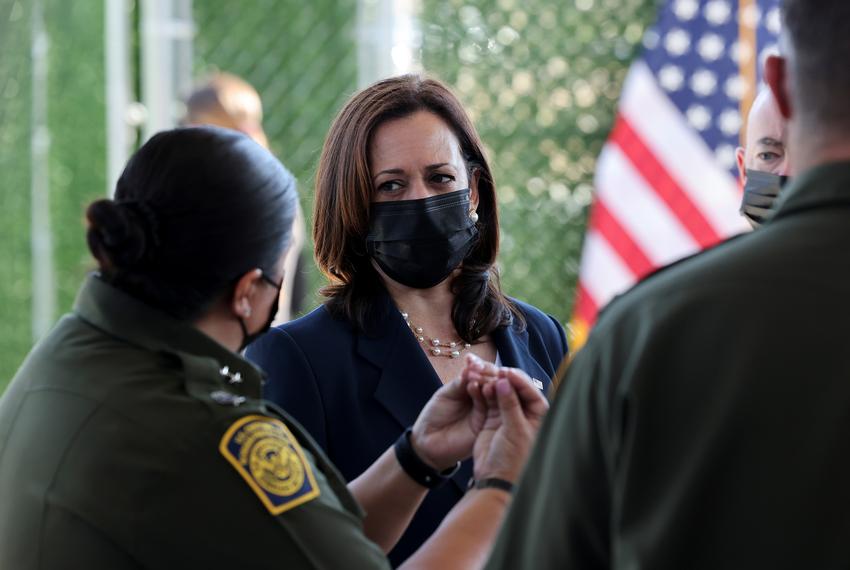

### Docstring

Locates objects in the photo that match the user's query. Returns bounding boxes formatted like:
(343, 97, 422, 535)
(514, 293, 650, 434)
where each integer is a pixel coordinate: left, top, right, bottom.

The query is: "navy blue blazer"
(247, 293, 568, 566)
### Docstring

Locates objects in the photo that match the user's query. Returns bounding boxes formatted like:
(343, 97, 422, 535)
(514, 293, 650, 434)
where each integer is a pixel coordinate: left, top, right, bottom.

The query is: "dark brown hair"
(313, 74, 522, 341)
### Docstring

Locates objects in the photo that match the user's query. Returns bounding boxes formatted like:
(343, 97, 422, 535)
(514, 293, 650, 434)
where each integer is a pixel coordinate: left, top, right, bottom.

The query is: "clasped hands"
(410, 354, 549, 485)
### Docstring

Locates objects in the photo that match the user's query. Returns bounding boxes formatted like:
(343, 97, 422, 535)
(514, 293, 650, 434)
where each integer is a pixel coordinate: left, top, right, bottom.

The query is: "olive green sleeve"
(133, 437, 391, 569)
(485, 341, 612, 569)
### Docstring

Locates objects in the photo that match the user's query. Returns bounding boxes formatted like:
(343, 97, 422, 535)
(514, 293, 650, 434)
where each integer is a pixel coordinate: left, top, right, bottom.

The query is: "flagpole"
(738, 0, 758, 145)
(30, 0, 56, 341)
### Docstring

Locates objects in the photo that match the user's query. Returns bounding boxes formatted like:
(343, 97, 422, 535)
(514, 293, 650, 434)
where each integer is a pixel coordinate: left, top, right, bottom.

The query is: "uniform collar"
(73, 274, 266, 397)
(771, 160, 850, 222)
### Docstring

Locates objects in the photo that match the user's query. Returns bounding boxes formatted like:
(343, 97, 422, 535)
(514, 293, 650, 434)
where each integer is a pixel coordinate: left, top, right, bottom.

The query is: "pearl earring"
(469, 210, 479, 223)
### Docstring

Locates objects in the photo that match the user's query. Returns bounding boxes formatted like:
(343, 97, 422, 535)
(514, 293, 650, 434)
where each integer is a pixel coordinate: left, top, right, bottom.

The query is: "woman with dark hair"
(247, 74, 568, 564)
(0, 126, 548, 569)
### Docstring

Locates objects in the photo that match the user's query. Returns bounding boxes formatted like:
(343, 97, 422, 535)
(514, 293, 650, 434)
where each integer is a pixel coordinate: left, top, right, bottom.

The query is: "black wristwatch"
(393, 427, 460, 489)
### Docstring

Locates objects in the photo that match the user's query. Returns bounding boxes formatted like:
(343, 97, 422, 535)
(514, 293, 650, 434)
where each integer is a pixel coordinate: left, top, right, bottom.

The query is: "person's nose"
(406, 177, 436, 200)
(777, 157, 791, 177)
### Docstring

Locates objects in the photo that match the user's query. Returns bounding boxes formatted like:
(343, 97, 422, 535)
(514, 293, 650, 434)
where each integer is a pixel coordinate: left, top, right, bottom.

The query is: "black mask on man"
(238, 272, 282, 351)
(366, 188, 479, 289)
(740, 169, 789, 228)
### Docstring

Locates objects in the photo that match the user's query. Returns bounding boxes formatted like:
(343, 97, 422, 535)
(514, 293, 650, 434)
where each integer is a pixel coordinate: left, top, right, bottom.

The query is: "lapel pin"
(532, 378, 544, 391)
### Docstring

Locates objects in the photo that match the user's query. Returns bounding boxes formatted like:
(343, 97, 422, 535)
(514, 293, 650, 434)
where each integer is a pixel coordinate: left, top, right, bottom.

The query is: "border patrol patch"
(219, 415, 320, 515)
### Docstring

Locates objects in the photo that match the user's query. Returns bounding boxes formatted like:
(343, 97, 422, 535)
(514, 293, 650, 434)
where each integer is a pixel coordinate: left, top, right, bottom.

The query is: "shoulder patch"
(219, 415, 320, 515)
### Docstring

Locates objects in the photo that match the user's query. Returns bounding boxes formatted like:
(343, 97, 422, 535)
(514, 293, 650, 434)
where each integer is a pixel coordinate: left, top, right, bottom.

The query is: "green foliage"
(420, 0, 656, 325)
(44, 0, 106, 322)
(0, 0, 32, 387)
(0, 0, 105, 391)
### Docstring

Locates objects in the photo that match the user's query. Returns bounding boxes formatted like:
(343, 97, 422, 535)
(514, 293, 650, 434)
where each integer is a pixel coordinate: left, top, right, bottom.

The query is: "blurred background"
(0, 0, 660, 390)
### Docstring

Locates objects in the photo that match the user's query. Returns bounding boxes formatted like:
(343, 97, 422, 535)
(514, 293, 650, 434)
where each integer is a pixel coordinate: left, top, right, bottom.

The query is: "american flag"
(569, 0, 782, 349)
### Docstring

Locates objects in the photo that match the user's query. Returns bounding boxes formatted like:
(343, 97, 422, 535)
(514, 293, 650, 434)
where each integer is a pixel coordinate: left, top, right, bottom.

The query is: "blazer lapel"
(358, 309, 442, 431)
(356, 294, 472, 493)
(492, 323, 552, 394)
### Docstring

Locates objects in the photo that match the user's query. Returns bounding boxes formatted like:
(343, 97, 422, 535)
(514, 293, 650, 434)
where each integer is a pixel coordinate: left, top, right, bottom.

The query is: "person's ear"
(469, 167, 481, 211)
(765, 54, 792, 120)
(735, 146, 747, 186)
(230, 268, 263, 319)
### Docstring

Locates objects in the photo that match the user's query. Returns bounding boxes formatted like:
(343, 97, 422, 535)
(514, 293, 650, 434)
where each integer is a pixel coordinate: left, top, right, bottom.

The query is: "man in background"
(486, 0, 850, 567)
(735, 88, 791, 227)
(184, 73, 307, 322)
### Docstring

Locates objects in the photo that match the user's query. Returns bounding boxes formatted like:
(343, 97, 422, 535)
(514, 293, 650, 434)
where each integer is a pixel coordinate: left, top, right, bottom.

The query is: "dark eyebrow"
(756, 137, 784, 148)
(372, 163, 454, 182)
(374, 168, 405, 178)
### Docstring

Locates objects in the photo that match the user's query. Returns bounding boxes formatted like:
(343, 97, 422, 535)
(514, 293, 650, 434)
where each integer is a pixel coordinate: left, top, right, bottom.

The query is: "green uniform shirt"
(0, 276, 390, 569)
(486, 162, 850, 569)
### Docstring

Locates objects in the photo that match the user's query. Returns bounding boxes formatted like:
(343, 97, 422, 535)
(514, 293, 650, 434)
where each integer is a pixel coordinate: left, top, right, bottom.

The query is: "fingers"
(466, 379, 488, 420)
(462, 353, 500, 384)
(499, 368, 549, 417)
(462, 356, 548, 422)
(441, 373, 469, 398)
(494, 377, 526, 428)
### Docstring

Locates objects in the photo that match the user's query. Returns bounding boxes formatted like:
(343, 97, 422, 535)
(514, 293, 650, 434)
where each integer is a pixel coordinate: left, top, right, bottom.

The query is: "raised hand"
(471, 363, 549, 483)
(410, 355, 491, 470)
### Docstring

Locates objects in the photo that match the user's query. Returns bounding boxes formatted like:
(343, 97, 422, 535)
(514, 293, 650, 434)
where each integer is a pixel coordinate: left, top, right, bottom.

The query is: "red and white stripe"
(572, 61, 750, 337)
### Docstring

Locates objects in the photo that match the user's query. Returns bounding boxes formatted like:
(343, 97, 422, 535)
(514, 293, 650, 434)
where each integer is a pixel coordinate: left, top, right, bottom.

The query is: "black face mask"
(238, 272, 282, 351)
(366, 188, 479, 289)
(740, 169, 789, 228)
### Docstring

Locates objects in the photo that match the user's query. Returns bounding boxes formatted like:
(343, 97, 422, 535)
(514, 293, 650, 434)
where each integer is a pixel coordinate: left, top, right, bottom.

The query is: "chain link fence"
(194, 0, 658, 327)
(421, 0, 657, 326)
(0, 1, 32, 387)
(1, 0, 656, 388)
(193, 0, 359, 314)
(0, 0, 106, 387)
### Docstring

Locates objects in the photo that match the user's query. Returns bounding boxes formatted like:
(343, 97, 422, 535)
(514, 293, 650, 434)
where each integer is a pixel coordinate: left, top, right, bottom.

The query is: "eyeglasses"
(260, 271, 284, 291)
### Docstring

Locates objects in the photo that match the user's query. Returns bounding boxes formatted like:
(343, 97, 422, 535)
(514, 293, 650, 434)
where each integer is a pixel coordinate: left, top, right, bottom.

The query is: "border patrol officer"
(0, 127, 547, 569)
(486, 1, 850, 568)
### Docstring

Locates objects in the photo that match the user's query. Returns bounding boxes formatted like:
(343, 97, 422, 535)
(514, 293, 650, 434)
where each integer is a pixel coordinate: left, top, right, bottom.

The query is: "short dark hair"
(313, 74, 522, 341)
(86, 127, 297, 320)
(783, 0, 850, 129)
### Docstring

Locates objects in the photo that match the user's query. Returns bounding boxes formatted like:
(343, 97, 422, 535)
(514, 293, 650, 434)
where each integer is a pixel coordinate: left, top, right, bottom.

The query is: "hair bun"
(85, 199, 152, 270)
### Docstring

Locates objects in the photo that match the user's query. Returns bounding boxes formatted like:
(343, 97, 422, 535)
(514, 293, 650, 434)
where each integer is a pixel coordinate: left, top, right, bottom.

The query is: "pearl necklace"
(401, 311, 472, 358)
